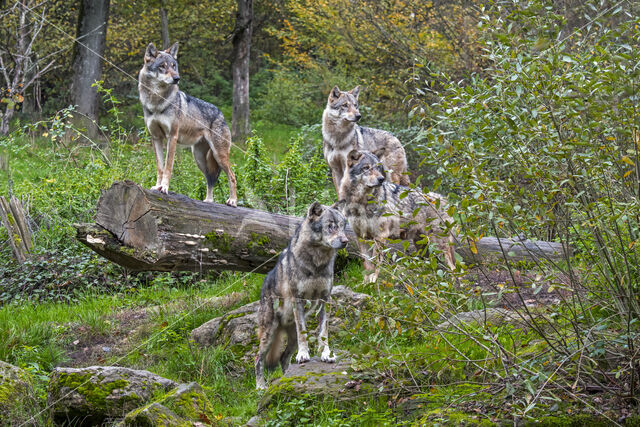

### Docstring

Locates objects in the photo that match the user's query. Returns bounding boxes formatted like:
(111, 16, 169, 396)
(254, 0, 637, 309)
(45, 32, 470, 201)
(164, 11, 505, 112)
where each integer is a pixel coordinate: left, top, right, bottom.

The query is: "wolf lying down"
(337, 149, 457, 283)
(255, 202, 349, 390)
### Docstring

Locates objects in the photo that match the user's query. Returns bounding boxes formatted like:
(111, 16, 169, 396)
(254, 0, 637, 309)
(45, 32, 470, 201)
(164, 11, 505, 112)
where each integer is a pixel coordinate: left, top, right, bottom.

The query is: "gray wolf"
(322, 85, 409, 198)
(255, 202, 348, 390)
(138, 42, 238, 206)
(337, 150, 456, 282)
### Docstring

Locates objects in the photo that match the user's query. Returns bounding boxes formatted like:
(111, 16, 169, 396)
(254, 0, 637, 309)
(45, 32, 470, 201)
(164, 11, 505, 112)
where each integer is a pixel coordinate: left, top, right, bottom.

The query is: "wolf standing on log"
(255, 202, 349, 390)
(322, 85, 409, 198)
(138, 42, 238, 207)
(337, 150, 457, 283)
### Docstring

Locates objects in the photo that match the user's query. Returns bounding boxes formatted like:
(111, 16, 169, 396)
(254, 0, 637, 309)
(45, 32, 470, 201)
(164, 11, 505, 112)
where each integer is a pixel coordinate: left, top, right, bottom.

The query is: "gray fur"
(322, 86, 409, 198)
(338, 150, 457, 282)
(138, 42, 238, 206)
(255, 202, 348, 390)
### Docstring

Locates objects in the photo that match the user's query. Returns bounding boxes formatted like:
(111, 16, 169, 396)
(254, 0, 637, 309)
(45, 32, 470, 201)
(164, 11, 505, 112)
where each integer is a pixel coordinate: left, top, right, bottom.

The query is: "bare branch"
(0, 55, 11, 87)
(22, 58, 57, 90)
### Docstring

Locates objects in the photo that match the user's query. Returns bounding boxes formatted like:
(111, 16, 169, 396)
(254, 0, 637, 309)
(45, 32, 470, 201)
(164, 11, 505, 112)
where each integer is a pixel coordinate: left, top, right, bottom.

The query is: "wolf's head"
(305, 202, 349, 249)
(346, 149, 386, 189)
(140, 42, 180, 86)
(325, 86, 362, 124)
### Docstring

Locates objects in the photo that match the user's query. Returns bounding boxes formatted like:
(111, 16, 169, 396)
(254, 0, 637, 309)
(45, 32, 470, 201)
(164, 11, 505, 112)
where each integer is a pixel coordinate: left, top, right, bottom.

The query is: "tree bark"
(159, 4, 170, 49)
(70, 0, 110, 139)
(74, 181, 572, 273)
(231, 0, 253, 143)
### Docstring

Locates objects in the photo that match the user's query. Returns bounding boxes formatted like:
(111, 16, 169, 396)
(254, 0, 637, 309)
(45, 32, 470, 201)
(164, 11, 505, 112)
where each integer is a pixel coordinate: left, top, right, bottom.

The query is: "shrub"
(364, 0, 640, 417)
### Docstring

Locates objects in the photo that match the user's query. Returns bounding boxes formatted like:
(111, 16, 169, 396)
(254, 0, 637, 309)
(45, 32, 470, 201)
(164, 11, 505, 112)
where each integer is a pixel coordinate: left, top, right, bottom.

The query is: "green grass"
(229, 120, 299, 166)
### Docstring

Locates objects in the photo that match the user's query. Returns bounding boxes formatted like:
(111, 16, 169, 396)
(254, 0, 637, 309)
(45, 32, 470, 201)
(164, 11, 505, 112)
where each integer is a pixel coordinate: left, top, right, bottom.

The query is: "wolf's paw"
(295, 350, 310, 364)
(364, 272, 378, 284)
(321, 348, 336, 363)
(255, 380, 267, 390)
(203, 197, 214, 203)
(226, 197, 237, 207)
(151, 184, 169, 194)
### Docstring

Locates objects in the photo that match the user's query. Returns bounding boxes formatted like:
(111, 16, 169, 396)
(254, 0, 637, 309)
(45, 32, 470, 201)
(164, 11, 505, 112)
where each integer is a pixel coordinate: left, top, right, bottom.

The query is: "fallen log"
(74, 181, 571, 273)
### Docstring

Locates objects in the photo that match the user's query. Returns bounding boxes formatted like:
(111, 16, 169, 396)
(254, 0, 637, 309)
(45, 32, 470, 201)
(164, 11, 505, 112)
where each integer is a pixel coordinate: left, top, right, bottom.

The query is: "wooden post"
(0, 196, 32, 263)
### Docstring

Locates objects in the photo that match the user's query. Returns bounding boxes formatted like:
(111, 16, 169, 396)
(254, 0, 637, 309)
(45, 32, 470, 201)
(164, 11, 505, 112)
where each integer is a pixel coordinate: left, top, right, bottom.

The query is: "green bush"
(239, 129, 333, 214)
(393, 0, 640, 416)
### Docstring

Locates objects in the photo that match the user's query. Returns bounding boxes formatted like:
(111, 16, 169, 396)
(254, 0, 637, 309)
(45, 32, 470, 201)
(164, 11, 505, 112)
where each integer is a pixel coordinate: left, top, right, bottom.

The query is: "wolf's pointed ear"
(349, 85, 361, 99)
(166, 42, 179, 58)
(329, 85, 341, 101)
(347, 150, 362, 167)
(145, 43, 158, 62)
(330, 200, 345, 210)
(372, 146, 386, 159)
(308, 201, 324, 219)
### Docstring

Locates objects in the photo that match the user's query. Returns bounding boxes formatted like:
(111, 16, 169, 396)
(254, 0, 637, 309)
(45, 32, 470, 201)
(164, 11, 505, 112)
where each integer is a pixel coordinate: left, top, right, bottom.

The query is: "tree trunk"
(159, 4, 170, 49)
(0, 107, 15, 136)
(231, 0, 252, 143)
(70, 0, 110, 139)
(74, 181, 572, 273)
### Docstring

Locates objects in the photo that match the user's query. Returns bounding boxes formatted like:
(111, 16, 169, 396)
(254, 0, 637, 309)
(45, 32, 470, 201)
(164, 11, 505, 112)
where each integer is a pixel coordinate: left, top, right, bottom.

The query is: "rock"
(330, 285, 369, 308)
(48, 366, 177, 425)
(258, 356, 370, 411)
(191, 285, 369, 348)
(436, 308, 524, 330)
(246, 414, 264, 426)
(191, 301, 260, 348)
(121, 402, 186, 426)
(123, 382, 217, 426)
(0, 360, 39, 425)
(160, 382, 216, 423)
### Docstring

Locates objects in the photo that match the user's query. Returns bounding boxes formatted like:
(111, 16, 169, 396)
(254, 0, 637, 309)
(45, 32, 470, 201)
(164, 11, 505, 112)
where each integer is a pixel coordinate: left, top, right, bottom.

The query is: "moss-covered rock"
(0, 360, 40, 426)
(48, 366, 177, 425)
(258, 356, 371, 411)
(122, 402, 190, 426)
(162, 382, 216, 422)
(123, 382, 218, 426)
(190, 301, 260, 348)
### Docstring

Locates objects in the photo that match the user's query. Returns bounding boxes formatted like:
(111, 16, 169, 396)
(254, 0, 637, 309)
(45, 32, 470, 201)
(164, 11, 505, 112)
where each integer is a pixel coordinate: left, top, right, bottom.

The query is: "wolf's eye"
(363, 165, 370, 171)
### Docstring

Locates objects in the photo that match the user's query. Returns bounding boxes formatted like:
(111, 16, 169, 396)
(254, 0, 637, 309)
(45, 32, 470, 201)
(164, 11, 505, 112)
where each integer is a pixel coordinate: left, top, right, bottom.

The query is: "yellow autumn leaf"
(622, 156, 635, 166)
(406, 285, 414, 296)
(624, 170, 633, 178)
(469, 240, 478, 254)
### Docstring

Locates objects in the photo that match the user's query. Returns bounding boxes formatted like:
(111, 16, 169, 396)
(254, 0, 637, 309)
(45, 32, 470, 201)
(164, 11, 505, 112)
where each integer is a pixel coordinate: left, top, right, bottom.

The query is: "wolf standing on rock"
(138, 42, 238, 207)
(255, 202, 349, 390)
(323, 85, 409, 197)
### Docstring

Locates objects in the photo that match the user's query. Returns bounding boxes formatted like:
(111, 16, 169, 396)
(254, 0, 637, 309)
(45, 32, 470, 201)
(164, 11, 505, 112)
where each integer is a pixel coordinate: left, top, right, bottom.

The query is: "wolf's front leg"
(292, 298, 310, 363)
(150, 136, 165, 191)
(357, 239, 378, 283)
(157, 131, 179, 194)
(317, 302, 336, 363)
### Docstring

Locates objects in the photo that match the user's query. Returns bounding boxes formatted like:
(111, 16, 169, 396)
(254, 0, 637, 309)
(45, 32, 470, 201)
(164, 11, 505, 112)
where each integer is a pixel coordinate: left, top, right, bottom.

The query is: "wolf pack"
(138, 42, 458, 389)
